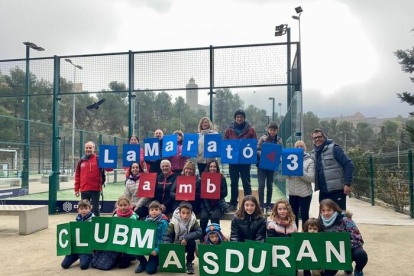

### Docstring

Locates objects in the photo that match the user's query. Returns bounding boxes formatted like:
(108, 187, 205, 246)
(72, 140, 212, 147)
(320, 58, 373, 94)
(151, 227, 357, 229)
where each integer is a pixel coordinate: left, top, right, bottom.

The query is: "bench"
(0, 205, 48, 235)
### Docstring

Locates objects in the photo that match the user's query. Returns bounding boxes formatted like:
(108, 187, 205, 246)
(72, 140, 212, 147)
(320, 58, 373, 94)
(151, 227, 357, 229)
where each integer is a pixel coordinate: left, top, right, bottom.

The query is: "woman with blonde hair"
(196, 117, 218, 175)
(288, 140, 315, 228)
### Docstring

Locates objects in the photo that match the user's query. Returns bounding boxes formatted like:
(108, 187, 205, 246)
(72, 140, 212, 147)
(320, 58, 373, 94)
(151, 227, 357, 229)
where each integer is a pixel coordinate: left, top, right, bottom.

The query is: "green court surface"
(10, 176, 286, 203)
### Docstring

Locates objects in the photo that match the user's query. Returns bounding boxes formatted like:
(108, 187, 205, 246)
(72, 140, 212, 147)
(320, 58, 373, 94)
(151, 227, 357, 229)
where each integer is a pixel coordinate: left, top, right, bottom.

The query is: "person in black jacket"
(200, 160, 228, 240)
(164, 202, 202, 275)
(230, 195, 266, 242)
(170, 161, 201, 214)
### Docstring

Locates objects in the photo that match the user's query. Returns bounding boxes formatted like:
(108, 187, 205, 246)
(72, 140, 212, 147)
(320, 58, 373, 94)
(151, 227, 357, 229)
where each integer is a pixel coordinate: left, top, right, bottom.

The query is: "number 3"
(287, 154, 298, 170)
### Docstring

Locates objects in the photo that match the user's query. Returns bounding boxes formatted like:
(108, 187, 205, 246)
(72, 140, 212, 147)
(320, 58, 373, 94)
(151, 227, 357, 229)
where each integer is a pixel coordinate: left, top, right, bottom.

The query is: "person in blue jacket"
(312, 129, 354, 210)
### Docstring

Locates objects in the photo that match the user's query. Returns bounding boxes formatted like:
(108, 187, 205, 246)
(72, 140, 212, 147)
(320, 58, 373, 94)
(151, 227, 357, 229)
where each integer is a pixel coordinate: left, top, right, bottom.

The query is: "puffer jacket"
(153, 172, 177, 211)
(287, 153, 315, 197)
(230, 214, 267, 242)
(224, 121, 257, 140)
(124, 176, 140, 207)
(164, 209, 202, 243)
(196, 129, 218, 164)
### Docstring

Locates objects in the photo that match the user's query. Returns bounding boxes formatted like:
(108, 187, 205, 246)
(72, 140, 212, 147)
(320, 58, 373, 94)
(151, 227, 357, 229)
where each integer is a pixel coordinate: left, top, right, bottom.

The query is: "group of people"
(70, 109, 366, 275)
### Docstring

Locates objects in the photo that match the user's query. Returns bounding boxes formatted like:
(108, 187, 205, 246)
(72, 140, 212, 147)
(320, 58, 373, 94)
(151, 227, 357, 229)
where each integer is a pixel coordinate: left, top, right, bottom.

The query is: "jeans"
(229, 164, 252, 206)
(289, 194, 312, 227)
(81, 191, 101, 216)
(186, 240, 196, 263)
(257, 168, 274, 207)
(199, 205, 223, 238)
(323, 247, 368, 275)
(137, 255, 159, 274)
(61, 254, 92, 270)
(118, 253, 135, 269)
(319, 190, 347, 210)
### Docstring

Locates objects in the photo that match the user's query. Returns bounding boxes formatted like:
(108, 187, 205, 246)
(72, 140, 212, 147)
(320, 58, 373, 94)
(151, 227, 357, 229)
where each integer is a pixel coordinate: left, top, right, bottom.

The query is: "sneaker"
(354, 270, 364, 276)
(226, 204, 237, 213)
(135, 263, 146, 273)
(186, 262, 195, 274)
(345, 269, 353, 275)
(266, 206, 272, 215)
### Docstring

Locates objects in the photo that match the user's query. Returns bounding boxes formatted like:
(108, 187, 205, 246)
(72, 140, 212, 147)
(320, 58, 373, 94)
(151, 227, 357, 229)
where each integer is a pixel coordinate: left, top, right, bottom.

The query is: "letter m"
(179, 184, 192, 193)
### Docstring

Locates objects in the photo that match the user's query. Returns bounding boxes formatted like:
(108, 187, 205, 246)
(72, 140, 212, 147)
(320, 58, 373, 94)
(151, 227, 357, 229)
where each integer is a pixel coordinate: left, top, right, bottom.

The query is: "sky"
(1, 0, 414, 119)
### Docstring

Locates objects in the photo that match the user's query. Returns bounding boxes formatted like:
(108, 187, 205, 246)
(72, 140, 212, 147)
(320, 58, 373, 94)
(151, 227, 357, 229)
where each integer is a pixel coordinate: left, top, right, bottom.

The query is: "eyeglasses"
(312, 136, 324, 141)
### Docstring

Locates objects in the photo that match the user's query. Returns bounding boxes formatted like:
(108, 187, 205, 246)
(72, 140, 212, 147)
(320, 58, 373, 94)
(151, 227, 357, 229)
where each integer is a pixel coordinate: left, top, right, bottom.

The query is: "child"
(319, 199, 368, 276)
(200, 160, 228, 239)
(230, 195, 266, 242)
(203, 223, 228, 245)
(91, 196, 138, 270)
(136, 200, 169, 274)
(267, 198, 298, 237)
(164, 202, 202, 275)
(302, 218, 323, 276)
(124, 161, 143, 211)
(61, 199, 94, 270)
(257, 121, 283, 213)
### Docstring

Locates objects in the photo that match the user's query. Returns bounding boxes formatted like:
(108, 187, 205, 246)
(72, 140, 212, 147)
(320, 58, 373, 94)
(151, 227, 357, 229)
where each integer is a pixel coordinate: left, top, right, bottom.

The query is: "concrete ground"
(0, 191, 413, 276)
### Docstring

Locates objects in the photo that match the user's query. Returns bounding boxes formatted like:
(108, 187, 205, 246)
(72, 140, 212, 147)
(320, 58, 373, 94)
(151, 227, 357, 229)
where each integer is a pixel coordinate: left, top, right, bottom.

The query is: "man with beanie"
(224, 109, 257, 212)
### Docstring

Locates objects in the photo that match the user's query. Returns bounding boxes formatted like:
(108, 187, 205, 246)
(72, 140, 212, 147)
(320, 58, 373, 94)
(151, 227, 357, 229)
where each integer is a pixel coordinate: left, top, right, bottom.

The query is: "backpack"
(91, 250, 120, 270)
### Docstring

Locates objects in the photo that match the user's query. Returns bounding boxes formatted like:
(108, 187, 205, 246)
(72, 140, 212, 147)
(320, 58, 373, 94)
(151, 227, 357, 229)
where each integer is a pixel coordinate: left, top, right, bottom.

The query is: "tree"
(355, 122, 374, 148)
(213, 88, 244, 134)
(383, 120, 399, 140)
(395, 28, 414, 140)
(303, 111, 320, 147)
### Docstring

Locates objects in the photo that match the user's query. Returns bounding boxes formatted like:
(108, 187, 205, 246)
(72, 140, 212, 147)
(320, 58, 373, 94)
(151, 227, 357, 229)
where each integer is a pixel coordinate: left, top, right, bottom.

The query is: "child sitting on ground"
(164, 202, 202, 275)
(61, 199, 94, 270)
(302, 218, 323, 276)
(267, 198, 298, 237)
(203, 223, 228, 245)
(135, 200, 169, 274)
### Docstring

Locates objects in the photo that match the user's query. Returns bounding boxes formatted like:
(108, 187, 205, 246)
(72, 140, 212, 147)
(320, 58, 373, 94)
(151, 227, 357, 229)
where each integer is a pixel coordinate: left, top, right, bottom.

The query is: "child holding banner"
(124, 162, 144, 211)
(319, 199, 368, 276)
(302, 218, 323, 276)
(257, 121, 283, 213)
(136, 200, 169, 274)
(230, 195, 266, 242)
(61, 199, 94, 270)
(196, 117, 218, 175)
(200, 160, 228, 239)
(267, 198, 298, 238)
(169, 130, 190, 175)
(164, 202, 202, 274)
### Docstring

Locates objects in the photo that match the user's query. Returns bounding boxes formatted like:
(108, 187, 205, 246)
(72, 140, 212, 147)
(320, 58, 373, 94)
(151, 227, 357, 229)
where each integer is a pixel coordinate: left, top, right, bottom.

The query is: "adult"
(124, 135, 147, 178)
(224, 109, 257, 212)
(200, 160, 228, 239)
(170, 161, 201, 214)
(169, 130, 190, 175)
(136, 160, 177, 219)
(148, 129, 164, 174)
(257, 121, 283, 213)
(196, 117, 218, 175)
(312, 129, 354, 210)
(287, 140, 315, 228)
(124, 162, 143, 211)
(74, 141, 109, 216)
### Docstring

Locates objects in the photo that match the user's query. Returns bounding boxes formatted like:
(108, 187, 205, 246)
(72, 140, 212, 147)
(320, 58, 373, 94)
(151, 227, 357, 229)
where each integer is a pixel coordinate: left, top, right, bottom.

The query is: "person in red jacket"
(74, 141, 106, 216)
(224, 109, 257, 212)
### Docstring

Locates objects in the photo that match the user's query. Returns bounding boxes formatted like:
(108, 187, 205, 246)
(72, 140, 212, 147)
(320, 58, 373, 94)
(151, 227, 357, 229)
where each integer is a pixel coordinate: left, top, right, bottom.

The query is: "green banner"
(56, 223, 71, 256)
(220, 241, 249, 276)
(266, 237, 297, 276)
(292, 233, 322, 270)
(70, 222, 92, 254)
(89, 217, 113, 251)
(159, 243, 186, 273)
(106, 217, 132, 253)
(198, 244, 221, 276)
(321, 232, 352, 271)
(247, 240, 272, 276)
(127, 220, 157, 255)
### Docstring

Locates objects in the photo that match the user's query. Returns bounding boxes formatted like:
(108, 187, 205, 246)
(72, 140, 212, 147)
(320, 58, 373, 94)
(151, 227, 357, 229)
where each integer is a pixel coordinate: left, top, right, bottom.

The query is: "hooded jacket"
(224, 121, 257, 140)
(287, 153, 315, 197)
(74, 154, 103, 193)
(164, 208, 202, 243)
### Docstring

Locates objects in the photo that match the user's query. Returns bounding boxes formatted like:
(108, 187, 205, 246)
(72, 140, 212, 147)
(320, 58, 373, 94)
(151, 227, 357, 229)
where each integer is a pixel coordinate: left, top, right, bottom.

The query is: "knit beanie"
(234, 109, 246, 119)
(206, 223, 223, 241)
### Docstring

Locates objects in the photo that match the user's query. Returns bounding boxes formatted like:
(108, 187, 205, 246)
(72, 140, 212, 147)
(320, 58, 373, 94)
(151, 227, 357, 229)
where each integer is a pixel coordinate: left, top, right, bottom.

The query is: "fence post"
(79, 130, 84, 157)
(408, 150, 413, 218)
(113, 136, 117, 183)
(369, 155, 375, 206)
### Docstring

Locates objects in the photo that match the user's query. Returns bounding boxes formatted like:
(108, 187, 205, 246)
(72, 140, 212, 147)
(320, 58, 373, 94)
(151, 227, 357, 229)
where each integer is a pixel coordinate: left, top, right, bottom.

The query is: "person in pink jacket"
(169, 130, 189, 175)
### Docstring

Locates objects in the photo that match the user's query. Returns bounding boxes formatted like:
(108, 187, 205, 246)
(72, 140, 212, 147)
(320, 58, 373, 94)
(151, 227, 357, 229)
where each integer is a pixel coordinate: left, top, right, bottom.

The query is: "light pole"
(268, 97, 275, 121)
(136, 101, 145, 140)
(22, 42, 44, 189)
(64, 58, 83, 175)
(292, 6, 304, 140)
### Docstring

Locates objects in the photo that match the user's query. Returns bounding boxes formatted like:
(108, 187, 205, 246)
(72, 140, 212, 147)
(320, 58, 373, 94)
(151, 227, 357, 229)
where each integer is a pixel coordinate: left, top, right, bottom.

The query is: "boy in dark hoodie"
(164, 202, 202, 275)
(135, 200, 169, 274)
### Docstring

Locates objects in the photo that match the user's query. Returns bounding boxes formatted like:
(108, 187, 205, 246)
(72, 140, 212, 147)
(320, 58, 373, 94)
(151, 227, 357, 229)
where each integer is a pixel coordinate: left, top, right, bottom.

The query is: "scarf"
(173, 208, 191, 242)
(116, 206, 134, 218)
(234, 121, 246, 130)
(76, 211, 93, 222)
(146, 213, 164, 222)
(321, 211, 339, 227)
(274, 217, 291, 227)
(128, 174, 140, 182)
